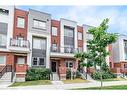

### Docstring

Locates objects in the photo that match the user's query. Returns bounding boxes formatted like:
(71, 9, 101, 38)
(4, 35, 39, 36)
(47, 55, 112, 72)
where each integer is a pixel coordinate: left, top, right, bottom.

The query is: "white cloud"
(57, 6, 127, 35)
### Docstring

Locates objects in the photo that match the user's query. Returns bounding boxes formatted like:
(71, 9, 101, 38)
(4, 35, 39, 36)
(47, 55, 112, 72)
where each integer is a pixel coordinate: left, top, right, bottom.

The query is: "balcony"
(9, 38, 30, 53)
(50, 46, 79, 58)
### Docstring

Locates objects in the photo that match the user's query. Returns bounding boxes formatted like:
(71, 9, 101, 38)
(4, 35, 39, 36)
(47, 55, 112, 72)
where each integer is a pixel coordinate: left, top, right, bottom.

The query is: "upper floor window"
(52, 27, 57, 36)
(78, 32, 83, 40)
(33, 38, 46, 50)
(17, 17, 25, 28)
(64, 26, 74, 37)
(0, 34, 6, 47)
(0, 8, 9, 15)
(0, 56, 6, 64)
(124, 40, 127, 47)
(78, 46, 83, 52)
(33, 19, 46, 30)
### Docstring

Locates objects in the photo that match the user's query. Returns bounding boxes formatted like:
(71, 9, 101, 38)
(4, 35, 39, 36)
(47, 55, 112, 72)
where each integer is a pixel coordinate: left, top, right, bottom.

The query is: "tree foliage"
(75, 18, 118, 71)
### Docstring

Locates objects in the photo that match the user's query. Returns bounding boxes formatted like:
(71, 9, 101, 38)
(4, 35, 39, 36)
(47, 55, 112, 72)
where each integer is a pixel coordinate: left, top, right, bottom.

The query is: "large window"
(33, 20, 46, 29)
(0, 56, 6, 64)
(32, 57, 45, 66)
(17, 57, 25, 64)
(0, 34, 7, 47)
(66, 61, 74, 68)
(52, 27, 57, 36)
(64, 26, 74, 37)
(78, 32, 83, 40)
(33, 38, 46, 50)
(17, 17, 25, 28)
(124, 40, 127, 60)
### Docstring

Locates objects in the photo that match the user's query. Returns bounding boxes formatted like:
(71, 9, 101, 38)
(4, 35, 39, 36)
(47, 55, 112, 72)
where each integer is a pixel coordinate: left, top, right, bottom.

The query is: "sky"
(17, 6, 127, 35)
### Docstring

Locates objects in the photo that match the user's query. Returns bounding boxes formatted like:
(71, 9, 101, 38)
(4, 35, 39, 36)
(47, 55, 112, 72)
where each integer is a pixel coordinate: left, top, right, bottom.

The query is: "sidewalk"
(4, 80, 127, 90)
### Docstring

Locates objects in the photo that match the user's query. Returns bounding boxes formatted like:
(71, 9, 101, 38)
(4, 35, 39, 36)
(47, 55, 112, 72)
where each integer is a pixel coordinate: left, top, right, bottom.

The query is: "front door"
(51, 62, 57, 72)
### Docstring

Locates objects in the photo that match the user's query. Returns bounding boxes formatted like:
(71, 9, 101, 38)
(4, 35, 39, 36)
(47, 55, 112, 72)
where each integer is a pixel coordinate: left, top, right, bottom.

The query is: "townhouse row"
(0, 6, 125, 82)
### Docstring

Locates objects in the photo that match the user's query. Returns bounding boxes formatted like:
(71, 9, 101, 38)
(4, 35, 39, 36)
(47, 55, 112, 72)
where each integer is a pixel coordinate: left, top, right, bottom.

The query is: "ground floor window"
(32, 57, 45, 66)
(66, 61, 74, 68)
(17, 57, 25, 64)
(124, 64, 127, 68)
(0, 56, 6, 64)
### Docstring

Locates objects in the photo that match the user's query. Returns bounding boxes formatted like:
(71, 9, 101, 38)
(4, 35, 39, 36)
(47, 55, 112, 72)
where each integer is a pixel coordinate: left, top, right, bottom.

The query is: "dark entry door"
(51, 62, 56, 72)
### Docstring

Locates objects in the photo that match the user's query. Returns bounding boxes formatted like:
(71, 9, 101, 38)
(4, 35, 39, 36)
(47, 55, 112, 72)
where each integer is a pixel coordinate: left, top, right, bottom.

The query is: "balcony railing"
(50, 46, 80, 53)
(10, 38, 30, 48)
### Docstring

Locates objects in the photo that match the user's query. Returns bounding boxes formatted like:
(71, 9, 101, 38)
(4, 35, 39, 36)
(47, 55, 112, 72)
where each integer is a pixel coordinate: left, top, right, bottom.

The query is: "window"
(124, 40, 127, 60)
(52, 43, 58, 51)
(33, 57, 38, 65)
(125, 64, 127, 68)
(52, 27, 57, 36)
(33, 38, 46, 50)
(64, 27, 74, 37)
(78, 32, 83, 40)
(0, 8, 9, 15)
(66, 61, 73, 68)
(17, 17, 25, 28)
(33, 20, 46, 29)
(0, 56, 6, 64)
(17, 57, 25, 64)
(39, 58, 44, 65)
(0, 34, 7, 47)
(32, 57, 45, 66)
(78, 47, 83, 52)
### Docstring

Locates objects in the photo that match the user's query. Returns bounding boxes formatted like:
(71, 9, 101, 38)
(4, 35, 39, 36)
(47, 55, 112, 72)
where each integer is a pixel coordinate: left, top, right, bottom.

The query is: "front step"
(52, 73, 59, 81)
(0, 72, 12, 82)
(52, 81, 64, 85)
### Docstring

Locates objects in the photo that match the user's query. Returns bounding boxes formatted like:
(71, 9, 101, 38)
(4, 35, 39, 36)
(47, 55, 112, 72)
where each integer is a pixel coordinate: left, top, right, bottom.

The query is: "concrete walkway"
(3, 80, 127, 90)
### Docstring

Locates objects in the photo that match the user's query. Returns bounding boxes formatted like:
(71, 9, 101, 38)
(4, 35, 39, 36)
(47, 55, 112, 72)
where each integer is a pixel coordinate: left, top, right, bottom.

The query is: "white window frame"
(66, 61, 74, 68)
(33, 38, 46, 50)
(32, 57, 45, 66)
(78, 32, 83, 40)
(17, 17, 25, 28)
(0, 34, 7, 47)
(52, 27, 57, 36)
(33, 19, 46, 30)
(17, 57, 25, 65)
(0, 56, 6, 65)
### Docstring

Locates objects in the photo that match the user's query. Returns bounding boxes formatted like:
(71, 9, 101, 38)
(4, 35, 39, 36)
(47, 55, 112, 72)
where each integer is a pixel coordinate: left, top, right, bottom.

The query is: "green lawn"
(9, 80, 52, 87)
(73, 85, 127, 90)
(62, 78, 89, 84)
(97, 78, 127, 82)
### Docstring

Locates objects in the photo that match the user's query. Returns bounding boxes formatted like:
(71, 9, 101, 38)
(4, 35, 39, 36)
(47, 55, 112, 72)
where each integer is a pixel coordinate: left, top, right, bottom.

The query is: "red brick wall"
(13, 8, 28, 40)
(77, 26, 83, 49)
(108, 44, 114, 68)
(51, 20, 60, 49)
(0, 52, 14, 69)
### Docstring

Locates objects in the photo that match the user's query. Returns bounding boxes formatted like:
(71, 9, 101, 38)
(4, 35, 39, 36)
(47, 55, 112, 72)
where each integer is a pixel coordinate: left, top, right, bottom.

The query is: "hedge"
(25, 68, 51, 81)
(91, 71, 117, 80)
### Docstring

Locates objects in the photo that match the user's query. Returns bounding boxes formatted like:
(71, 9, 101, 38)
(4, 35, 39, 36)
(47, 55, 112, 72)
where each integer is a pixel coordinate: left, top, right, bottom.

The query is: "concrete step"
(53, 73, 59, 81)
(0, 72, 12, 82)
(52, 81, 64, 85)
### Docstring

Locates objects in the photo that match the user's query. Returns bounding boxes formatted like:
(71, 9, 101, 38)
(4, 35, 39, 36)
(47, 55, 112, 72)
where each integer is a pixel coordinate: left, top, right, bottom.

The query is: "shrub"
(66, 69, 81, 79)
(66, 68, 71, 79)
(91, 71, 117, 80)
(25, 68, 51, 81)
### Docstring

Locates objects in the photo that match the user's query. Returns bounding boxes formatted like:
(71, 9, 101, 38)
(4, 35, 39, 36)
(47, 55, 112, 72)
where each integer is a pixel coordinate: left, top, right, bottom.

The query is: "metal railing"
(0, 65, 12, 78)
(10, 38, 30, 48)
(50, 46, 80, 54)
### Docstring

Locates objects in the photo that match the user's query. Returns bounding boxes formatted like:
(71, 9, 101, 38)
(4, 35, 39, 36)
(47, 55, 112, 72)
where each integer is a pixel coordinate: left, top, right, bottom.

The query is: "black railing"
(0, 65, 12, 78)
(50, 46, 79, 53)
(10, 38, 30, 48)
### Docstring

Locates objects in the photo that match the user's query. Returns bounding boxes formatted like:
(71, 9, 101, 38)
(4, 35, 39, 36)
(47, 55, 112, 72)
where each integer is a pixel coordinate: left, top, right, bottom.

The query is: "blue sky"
(17, 6, 127, 35)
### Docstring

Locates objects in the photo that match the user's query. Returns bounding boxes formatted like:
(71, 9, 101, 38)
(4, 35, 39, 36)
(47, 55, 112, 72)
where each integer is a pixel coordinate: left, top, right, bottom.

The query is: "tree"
(75, 18, 118, 89)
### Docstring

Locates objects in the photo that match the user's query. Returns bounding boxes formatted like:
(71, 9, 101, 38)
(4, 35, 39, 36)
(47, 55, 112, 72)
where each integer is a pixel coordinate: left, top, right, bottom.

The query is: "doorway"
(51, 62, 57, 72)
